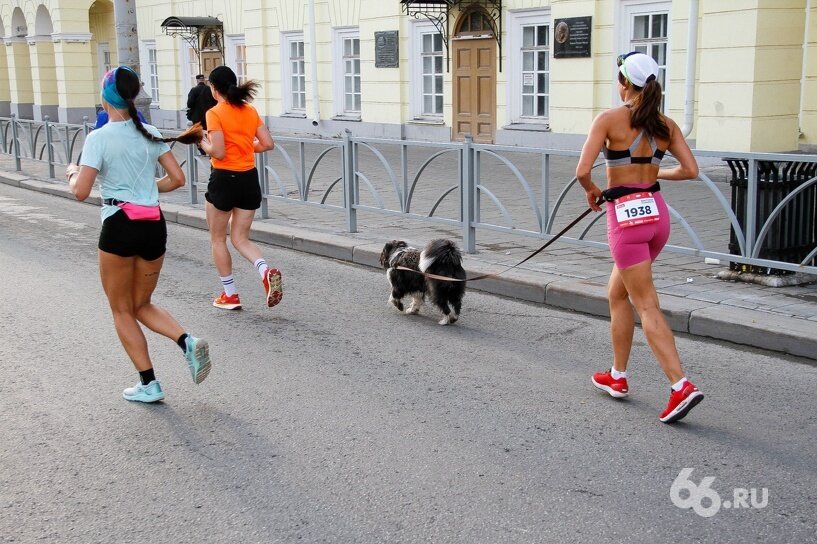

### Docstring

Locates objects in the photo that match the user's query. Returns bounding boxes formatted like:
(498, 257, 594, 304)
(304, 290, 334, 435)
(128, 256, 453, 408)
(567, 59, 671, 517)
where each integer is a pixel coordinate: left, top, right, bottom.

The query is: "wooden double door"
(452, 37, 496, 144)
(201, 50, 222, 77)
(200, 29, 223, 77)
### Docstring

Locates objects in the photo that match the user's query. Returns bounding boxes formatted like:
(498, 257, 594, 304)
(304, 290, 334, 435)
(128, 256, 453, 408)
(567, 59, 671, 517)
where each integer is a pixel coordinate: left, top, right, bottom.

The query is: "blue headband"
(101, 66, 136, 109)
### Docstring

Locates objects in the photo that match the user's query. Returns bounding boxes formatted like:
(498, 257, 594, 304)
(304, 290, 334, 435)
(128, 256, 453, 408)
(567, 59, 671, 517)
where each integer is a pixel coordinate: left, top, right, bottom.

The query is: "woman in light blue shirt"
(67, 66, 211, 403)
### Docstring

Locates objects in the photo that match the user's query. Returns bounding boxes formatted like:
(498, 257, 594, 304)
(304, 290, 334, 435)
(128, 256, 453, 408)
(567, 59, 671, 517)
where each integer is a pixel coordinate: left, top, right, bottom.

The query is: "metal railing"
(0, 114, 92, 173)
(2, 115, 815, 276)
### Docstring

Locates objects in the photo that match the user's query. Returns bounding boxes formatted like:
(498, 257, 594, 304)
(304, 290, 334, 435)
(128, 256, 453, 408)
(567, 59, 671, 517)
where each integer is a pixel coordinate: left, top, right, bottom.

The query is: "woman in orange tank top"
(200, 66, 283, 311)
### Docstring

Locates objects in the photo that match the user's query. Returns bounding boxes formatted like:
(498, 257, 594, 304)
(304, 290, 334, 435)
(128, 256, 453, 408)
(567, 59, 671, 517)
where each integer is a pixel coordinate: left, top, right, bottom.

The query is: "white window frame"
(179, 40, 198, 90)
(281, 32, 306, 116)
(332, 27, 361, 119)
(410, 20, 445, 121)
(140, 41, 160, 104)
(617, 0, 671, 109)
(225, 35, 247, 85)
(507, 9, 551, 126)
(97, 42, 111, 82)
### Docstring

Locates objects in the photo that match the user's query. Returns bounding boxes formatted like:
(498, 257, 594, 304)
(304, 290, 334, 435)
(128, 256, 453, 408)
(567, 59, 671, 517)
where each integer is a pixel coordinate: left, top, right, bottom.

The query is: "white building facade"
(1, 0, 816, 152)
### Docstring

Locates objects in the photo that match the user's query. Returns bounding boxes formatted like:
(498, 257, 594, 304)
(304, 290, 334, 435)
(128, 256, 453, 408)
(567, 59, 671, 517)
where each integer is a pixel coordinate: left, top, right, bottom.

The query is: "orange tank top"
(205, 102, 263, 172)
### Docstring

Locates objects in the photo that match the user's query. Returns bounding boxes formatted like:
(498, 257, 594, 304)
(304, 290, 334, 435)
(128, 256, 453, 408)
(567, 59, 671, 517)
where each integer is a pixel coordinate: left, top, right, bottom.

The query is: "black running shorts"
(205, 167, 262, 211)
(98, 209, 167, 261)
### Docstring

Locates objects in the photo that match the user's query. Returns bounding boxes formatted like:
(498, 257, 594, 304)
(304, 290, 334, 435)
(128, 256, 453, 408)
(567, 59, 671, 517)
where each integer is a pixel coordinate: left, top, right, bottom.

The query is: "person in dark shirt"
(186, 74, 217, 155)
(186, 74, 217, 129)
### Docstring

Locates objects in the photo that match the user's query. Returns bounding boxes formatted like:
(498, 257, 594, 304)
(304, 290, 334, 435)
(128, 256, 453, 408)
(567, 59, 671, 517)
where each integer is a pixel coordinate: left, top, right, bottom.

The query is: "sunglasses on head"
(616, 51, 639, 67)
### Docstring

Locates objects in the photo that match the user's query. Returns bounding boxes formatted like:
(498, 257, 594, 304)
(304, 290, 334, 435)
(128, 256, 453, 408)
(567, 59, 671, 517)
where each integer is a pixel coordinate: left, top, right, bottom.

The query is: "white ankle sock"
(671, 377, 688, 391)
(220, 275, 237, 296)
(254, 258, 269, 278)
(611, 367, 627, 380)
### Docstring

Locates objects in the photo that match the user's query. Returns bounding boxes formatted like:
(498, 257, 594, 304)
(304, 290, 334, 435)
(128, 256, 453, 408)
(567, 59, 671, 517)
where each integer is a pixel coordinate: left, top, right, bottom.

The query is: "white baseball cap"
(618, 52, 659, 87)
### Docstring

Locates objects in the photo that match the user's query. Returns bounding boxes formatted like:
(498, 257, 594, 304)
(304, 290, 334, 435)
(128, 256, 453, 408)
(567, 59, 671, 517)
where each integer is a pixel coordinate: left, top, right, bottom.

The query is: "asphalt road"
(0, 183, 815, 544)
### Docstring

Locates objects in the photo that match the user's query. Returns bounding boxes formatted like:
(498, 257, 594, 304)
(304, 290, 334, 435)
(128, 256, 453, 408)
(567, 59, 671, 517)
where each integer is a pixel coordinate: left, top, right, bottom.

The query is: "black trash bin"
(725, 158, 817, 275)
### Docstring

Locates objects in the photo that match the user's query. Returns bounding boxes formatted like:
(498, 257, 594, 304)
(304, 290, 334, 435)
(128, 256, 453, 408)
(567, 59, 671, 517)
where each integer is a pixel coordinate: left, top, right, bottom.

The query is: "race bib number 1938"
(614, 192, 660, 228)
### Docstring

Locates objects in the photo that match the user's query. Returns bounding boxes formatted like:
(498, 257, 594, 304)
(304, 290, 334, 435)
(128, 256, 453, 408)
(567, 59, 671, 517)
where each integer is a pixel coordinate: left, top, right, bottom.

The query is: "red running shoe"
(659, 381, 704, 423)
(213, 292, 242, 310)
(591, 370, 629, 398)
(263, 268, 283, 308)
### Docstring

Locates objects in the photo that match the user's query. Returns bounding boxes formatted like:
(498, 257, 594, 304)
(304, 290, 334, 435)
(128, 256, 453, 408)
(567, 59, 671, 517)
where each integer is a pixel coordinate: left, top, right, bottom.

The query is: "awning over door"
(160, 16, 222, 32)
(400, 0, 454, 6)
(160, 16, 224, 62)
(400, 0, 502, 71)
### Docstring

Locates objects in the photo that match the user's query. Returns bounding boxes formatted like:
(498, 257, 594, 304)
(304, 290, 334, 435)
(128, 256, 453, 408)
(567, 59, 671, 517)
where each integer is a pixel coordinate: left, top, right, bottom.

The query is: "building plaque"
(553, 16, 592, 59)
(375, 30, 399, 68)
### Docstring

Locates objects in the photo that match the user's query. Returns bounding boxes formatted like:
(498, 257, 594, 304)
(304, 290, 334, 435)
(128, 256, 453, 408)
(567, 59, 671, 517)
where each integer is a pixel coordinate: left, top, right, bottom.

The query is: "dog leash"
(399, 196, 606, 282)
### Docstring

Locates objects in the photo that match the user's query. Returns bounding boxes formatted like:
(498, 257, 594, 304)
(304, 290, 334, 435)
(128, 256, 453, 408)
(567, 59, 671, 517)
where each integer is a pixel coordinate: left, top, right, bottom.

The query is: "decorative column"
(0, 39, 9, 116)
(4, 37, 34, 119)
(244, 0, 270, 119)
(51, 33, 96, 124)
(28, 34, 59, 121)
(113, 0, 152, 123)
(696, 0, 806, 151)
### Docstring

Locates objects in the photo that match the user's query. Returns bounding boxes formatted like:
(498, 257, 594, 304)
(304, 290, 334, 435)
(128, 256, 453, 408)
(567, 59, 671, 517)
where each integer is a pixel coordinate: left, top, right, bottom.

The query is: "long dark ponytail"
(208, 65, 260, 106)
(621, 72, 670, 141)
(114, 67, 203, 145)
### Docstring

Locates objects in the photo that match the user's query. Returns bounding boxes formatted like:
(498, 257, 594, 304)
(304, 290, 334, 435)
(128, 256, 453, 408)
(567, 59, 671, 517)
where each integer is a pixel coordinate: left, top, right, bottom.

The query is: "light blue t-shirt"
(80, 120, 171, 222)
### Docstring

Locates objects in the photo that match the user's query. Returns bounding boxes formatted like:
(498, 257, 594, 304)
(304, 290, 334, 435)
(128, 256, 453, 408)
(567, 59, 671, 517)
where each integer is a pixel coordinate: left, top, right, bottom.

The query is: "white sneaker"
(122, 380, 165, 403)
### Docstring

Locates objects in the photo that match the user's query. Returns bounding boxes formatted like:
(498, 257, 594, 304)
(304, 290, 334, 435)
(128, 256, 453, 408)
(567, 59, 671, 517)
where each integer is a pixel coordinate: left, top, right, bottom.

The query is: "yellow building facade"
(1, 0, 815, 152)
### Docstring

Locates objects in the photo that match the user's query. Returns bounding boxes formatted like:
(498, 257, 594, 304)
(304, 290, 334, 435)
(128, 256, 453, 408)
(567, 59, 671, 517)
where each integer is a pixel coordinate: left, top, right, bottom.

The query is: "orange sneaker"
(263, 268, 283, 307)
(213, 292, 242, 310)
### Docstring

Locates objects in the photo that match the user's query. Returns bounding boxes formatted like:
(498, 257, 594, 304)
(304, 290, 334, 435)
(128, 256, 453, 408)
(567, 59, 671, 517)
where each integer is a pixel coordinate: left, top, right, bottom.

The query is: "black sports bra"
(603, 129, 666, 167)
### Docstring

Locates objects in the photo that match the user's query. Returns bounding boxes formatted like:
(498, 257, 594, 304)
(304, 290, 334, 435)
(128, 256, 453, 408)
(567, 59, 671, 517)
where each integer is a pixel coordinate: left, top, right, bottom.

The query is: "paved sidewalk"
(1, 153, 815, 361)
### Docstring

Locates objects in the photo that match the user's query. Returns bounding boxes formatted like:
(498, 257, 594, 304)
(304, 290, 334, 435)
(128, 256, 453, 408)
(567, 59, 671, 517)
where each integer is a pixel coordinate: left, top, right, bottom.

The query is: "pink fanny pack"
(106, 199, 161, 221)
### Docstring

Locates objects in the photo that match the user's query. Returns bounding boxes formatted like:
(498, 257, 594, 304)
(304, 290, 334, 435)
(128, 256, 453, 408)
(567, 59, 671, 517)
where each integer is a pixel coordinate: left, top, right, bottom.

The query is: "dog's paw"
(405, 306, 420, 315)
(438, 315, 453, 325)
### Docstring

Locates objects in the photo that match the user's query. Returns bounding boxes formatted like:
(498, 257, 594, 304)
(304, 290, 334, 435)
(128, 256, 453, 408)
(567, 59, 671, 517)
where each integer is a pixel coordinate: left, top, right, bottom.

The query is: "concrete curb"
(689, 306, 817, 360)
(2, 174, 815, 361)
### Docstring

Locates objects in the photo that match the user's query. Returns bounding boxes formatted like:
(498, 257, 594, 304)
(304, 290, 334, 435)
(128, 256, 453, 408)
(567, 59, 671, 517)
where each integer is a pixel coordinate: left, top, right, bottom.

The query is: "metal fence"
(2, 114, 815, 276)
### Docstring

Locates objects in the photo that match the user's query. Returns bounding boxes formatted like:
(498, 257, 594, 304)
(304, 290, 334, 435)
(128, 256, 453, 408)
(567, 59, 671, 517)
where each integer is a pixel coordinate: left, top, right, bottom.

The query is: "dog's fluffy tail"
(419, 239, 463, 274)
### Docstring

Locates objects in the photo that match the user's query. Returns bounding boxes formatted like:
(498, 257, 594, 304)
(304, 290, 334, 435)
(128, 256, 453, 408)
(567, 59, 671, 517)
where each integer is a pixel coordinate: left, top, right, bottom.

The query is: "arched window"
(456, 10, 494, 36)
(203, 31, 221, 51)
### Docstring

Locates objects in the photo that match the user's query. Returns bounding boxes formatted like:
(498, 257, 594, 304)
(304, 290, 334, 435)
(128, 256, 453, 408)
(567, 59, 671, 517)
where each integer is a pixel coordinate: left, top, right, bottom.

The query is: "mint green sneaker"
(123, 380, 165, 403)
(184, 336, 211, 384)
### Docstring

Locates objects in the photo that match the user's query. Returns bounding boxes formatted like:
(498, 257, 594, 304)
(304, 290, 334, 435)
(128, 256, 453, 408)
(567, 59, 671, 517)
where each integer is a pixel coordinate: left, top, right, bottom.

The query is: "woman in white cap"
(575, 52, 704, 423)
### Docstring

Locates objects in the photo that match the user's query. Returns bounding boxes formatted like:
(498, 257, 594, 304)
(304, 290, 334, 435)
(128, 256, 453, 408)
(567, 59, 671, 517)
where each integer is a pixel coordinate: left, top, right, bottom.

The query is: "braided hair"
(110, 66, 203, 145)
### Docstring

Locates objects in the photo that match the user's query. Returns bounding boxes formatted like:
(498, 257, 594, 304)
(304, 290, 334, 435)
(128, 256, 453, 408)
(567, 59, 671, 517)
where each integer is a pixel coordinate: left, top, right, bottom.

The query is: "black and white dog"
(379, 239, 467, 325)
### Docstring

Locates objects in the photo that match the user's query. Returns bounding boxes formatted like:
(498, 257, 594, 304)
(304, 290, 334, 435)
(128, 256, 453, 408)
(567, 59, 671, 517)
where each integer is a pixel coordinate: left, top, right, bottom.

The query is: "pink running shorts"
(605, 183, 670, 269)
